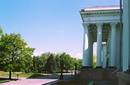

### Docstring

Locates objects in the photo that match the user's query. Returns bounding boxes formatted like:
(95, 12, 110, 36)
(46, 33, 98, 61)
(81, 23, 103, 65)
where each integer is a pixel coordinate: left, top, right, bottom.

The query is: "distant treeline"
(32, 52, 82, 73)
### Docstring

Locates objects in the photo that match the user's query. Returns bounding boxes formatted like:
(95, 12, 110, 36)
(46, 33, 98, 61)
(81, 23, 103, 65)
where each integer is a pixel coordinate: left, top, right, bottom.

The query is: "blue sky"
(0, 0, 119, 59)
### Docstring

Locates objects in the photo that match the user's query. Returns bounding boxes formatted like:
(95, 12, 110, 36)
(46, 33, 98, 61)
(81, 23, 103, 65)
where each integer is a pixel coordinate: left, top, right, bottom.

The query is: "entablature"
(80, 10, 120, 17)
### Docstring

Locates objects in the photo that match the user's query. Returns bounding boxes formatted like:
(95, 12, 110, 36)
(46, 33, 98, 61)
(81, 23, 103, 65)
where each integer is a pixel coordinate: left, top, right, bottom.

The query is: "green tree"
(0, 26, 3, 35)
(32, 53, 51, 73)
(44, 53, 57, 73)
(77, 59, 82, 70)
(55, 53, 60, 72)
(32, 56, 39, 73)
(23, 47, 34, 73)
(0, 33, 35, 79)
(60, 52, 74, 72)
(93, 55, 96, 68)
(39, 53, 51, 72)
(29, 52, 81, 73)
(0, 27, 3, 66)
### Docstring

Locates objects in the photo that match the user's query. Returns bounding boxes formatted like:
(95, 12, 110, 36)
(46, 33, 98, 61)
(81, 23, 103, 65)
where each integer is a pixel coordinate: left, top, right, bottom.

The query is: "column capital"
(96, 23, 103, 27)
(82, 23, 89, 27)
(82, 23, 89, 30)
(110, 22, 117, 28)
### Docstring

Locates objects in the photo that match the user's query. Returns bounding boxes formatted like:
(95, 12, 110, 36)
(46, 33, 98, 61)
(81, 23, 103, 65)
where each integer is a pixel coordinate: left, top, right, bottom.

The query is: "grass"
(0, 80, 12, 83)
(0, 72, 56, 83)
(0, 72, 53, 78)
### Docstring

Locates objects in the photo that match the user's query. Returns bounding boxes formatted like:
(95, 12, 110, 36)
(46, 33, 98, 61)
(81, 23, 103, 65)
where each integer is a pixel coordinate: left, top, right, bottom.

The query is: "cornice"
(80, 10, 120, 17)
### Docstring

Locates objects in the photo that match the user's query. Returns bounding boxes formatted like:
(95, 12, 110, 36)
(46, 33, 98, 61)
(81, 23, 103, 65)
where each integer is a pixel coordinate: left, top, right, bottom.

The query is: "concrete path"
(0, 79, 57, 85)
(0, 73, 73, 85)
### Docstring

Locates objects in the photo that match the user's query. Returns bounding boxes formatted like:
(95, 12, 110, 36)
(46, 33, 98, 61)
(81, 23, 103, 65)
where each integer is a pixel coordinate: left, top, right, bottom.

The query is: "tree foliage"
(93, 55, 96, 68)
(0, 33, 35, 79)
(33, 52, 82, 73)
(44, 54, 57, 73)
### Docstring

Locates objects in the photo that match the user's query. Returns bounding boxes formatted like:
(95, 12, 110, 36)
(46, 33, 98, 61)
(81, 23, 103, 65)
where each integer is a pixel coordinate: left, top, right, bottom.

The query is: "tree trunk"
(75, 63, 77, 75)
(60, 62, 63, 79)
(9, 71, 11, 80)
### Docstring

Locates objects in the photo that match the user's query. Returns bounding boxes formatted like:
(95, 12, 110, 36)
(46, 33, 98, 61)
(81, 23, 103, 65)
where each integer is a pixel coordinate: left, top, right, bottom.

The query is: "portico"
(80, 6, 120, 69)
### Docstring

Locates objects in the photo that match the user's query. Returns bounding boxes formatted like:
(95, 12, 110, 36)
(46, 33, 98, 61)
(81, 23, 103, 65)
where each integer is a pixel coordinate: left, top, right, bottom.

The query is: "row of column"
(83, 23, 118, 68)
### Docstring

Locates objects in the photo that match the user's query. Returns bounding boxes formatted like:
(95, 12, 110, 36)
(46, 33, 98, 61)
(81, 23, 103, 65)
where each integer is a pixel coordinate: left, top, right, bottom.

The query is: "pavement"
(0, 73, 73, 85)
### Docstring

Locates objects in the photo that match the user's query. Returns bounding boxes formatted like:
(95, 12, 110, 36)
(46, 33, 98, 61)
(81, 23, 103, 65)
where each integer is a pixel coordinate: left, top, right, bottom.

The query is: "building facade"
(80, 0, 130, 84)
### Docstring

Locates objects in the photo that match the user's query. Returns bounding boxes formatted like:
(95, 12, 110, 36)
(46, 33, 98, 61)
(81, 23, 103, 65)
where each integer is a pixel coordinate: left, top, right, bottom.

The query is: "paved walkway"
(0, 73, 73, 85)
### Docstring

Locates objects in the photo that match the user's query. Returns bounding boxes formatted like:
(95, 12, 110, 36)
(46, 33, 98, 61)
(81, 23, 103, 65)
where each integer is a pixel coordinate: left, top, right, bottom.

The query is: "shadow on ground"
(41, 74, 90, 85)
(0, 78, 18, 83)
(27, 74, 72, 79)
(27, 74, 49, 79)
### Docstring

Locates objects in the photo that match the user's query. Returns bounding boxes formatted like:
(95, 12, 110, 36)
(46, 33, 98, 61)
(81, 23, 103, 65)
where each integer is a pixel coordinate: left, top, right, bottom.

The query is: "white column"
(122, 0, 130, 71)
(90, 36, 93, 67)
(102, 45, 107, 68)
(106, 41, 110, 68)
(106, 42, 108, 68)
(107, 32, 111, 67)
(110, 23, 116, 67)
(82, 23, 92, 67)
(96, 23, 102, 67)
(116, 24, 121, 68)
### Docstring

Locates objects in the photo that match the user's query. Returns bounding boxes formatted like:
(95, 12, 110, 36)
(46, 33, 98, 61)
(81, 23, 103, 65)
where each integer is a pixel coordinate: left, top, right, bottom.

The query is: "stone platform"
(80, 68, 118, 81)
(94, 80, 118, 85)
(116, 72, 130, 85)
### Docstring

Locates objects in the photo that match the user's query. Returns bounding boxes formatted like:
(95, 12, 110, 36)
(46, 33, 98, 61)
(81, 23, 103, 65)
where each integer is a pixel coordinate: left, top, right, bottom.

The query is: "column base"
(95, 66, 102, 69)
(108, 66, 117, 69)
(125, 66, 130, 74)
(81, 66, 93, 69)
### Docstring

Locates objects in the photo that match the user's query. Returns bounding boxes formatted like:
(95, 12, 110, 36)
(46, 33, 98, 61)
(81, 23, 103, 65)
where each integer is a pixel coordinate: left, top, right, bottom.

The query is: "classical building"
(80, 5, 120, 69)
(80, 0, 130, 85)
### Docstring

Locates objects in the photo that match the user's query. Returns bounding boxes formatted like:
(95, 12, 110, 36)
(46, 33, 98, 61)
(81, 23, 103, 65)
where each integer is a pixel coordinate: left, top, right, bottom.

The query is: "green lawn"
(0, 73, 53, 78)
(0, 80, 12, 83)
(0, 72, 56, 83)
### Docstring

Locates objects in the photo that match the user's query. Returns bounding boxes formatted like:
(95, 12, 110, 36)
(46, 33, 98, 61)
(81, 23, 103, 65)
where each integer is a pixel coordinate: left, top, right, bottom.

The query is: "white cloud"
(33, 50, 44, 56)
(75, 53, 82, 59)
(59, 30, 64, 33)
